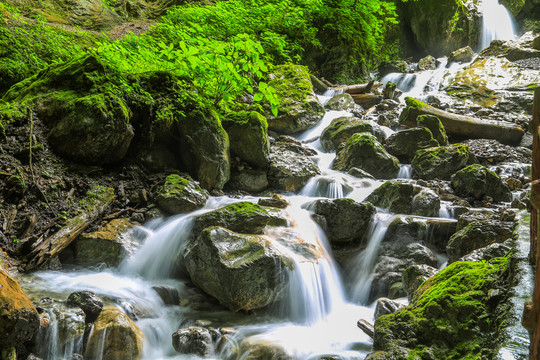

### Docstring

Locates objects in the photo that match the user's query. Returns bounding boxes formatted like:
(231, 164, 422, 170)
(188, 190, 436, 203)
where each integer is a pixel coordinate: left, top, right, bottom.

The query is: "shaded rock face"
(172, 326, 213, 357)
(228, 169, 269, 193)
(384, 128, 439, 162)
(70, 218, 135, 268)
(177, 110, 230, 190)
(266, 64, 324, 134)
(222, 111, 270, 168)
(324, 93, 356, 112)
(411, 144, 470, 180)
(372, 259, 511, 359)
(450, 164, 513, 202)
(366, 181, 440, 217)
(446, 220, 515, 263)
(84, 305, 144, 360)
(374, 298, 405, 319)
(402, 264, 438, 299)
(397, 0, 481, 57)
(308, 198, 376, 245)
(320, 116, 386, 152)
(333, 133, 400, 179)
(66, 290, 103, 323)
(267, 138, 320, 192)
(183, 227, 290, 312)
(156, 174, 209, 214)
(0, 271, 40, 347)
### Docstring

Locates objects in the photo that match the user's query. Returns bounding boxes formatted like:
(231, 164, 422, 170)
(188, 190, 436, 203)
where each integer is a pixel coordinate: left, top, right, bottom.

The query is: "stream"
(16, 0, 534, 359)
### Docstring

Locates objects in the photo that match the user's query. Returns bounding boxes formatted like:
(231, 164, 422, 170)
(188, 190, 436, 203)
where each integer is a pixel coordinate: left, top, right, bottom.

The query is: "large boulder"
(324, 93, 356, 111)
(411, 144, 470, 180)
(222, 111, 270, 168)
(192, 202, 288, 237)
(66, 290, 103, 323)
(184, 227, 291, 311)
(266, 65, 324, 134)
(156, 174, 209, 214)
(172, 326, 213, 357)
(416, 115, 448, 146)
(372, 259, 512, 359)
(446, 220, 515, 263)
(4, 55, 134, 165)
(418, 55, 437, 70)
(397, 0, 481, 57)
(448, 46, 475, 63)
(366, 181, 440, 217)
(84, 305, 144, 360)
(320, 116, 385, 152)
(450, 164, 513, 202)
(384, 128, 439, 162)
(308, 198, 376, 245)
(0, 271, 40, 347)
(177, 110, 230, 190)
(333, 133, 400, 179)
(70, 218, 135, 268)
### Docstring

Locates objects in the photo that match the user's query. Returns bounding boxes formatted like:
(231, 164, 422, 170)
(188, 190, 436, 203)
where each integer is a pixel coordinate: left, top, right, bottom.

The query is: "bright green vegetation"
(374, 256, 513, 359)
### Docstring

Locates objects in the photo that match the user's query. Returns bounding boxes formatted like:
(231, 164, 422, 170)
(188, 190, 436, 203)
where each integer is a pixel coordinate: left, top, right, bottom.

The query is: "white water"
(480, 0, 517, 50)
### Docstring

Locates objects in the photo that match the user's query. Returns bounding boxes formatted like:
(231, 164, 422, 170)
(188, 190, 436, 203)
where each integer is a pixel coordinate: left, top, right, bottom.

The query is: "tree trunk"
(400, 97, 525, 145)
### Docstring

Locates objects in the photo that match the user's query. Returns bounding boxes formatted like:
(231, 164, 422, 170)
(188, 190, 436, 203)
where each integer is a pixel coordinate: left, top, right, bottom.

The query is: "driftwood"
(351, 94, 384, 109)
(336, 81, 382, 95)
(25, 190, 114, 270)
(399, 97, 525, 145)
(310, 75, 329, 94)
(357, 319, 374, 339)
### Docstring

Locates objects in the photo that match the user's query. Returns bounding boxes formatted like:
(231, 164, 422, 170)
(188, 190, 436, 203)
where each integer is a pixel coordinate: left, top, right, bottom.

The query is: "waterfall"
(480, 0, 517, 50)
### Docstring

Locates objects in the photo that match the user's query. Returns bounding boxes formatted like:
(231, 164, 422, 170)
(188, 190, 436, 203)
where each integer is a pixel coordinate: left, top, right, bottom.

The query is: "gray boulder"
(374, 298, 405, 319)
(366, 181, 440, 217)
(325, 93, 356, 111)
(448, 46, 475, 63)
(320, 116, 385, 152)
(172, 326, 213, 357)
(450, 164, 513, 202)
(385, 128, 439, 162)
(416, 115, 448, 146)
(66, 290, 103, 323)
(418, 55, 437, 70)
(411, 144, 470, 180)
(156, 174, 209, 214)
(402, 264, 438, 299)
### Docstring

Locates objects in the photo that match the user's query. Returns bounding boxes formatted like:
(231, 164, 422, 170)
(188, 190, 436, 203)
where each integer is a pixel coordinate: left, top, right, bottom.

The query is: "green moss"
(0, 100, 28, 131)
(404, 97, 428, 110)
(79, 186, 115, 213)
(375, 256, 512, 359)
(269, 64, 314, 113)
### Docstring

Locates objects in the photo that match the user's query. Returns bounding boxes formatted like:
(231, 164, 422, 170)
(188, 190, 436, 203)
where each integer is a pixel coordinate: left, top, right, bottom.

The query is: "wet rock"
(84, 305, 144, 360)
(446, 220, 515, 263)
(462, 139, 531, 165)
(238, 338, 292, 360)
(152, 286, 180, 306)
(448, 46, 475, 63)
(222, 111, 270, 168)
(258, 194, 289, 209)
(266, 64, 324, 134)
(35, 300, 85, 351)
(172, 326, 213, 357)
(308, 198, 376, 244)
(267, 142, 320, 192)
(0, 271, 40, 347)
(416, 115, 448, 146)
(184, 227, 290, 311)
(366, 181, 440, 217)
(385, 128, 439, 162)
(66, 290, 103, 323)
(320, 116, 386, 152)
(424, 219, 458, 253)
(450, 164, 513, 202)
(411, 144, 470, 180)
(324, 93, 356, 112)
(177, 110, 230, 190)
(478, 33, 540, 62)
(374, 298, 405, 319)
(228, 169, 269, 192)
(156, 174, 209, 214)
(459, 241, 512, 262)
(357, 319, 375, 338)
(333, 133, 400, 179)
(388, 282, 406, 299)
(310, 74, 329, 94)
(418, 55, 437, 70)
(402, 264, 438, 299)
(192, 201, 288, 236)
(70, 218, 136, 268)
(347, 167, 375, 179)
(272, 136, 318, 156)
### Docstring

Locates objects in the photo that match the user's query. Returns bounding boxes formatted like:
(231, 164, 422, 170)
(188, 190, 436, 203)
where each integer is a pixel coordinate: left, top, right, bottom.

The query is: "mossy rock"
(372, 257, 512, 359)
(416, 115, 448, 146)
(385, 128, 439, 162)
(411, 144, 470, 180)
(446, 220, 514, 263)
(366, 181, 440, 217)
(266, 64, 324, 134)
(320, 116, 385, 152)
(418, 55, 437, 71)
(184, 226, 290, 312)
(324, 93, 356, 112)
(450, 164, 513, 202)
(222, 111, 270, 168)
(177, 109, 231, 190)
(267, 146, 320, 192)
(192, 201, 288, 237)
(333, 133, 400, 179)
(156, 174, 209, 214)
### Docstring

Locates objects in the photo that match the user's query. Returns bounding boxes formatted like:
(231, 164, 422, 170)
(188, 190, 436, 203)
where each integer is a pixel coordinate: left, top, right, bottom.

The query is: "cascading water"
(480, 0, 517, 50)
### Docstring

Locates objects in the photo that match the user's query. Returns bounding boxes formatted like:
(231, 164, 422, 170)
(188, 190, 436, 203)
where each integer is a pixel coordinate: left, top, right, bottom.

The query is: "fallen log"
(310, 75, 329, 94)
(25, 186, 115, 270)
(399, 97, 524, 145)
(351, 94, 384, 108)
(357, 319, 374, 339)
(336, 81, 382, 95)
